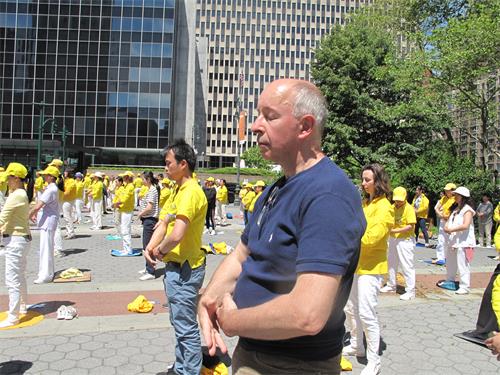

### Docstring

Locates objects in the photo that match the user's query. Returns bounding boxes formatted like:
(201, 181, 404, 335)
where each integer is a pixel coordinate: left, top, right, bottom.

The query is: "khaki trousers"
(232, 343, 342, 375)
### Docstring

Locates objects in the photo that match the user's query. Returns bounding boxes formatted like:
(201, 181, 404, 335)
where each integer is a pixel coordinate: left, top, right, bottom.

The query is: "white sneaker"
(34, 278, 52, 284)
(139, 273, 155, 281)
(399, 292, 415, 301)
(380, 285, 395, 293)
(455, 288, 469, 295)
(342, 344, 365, 357)
(360, 361, 381, 375)
(64, 306, 77, 320)
(138, 269, 147, 275)
(0, 318, 19, 328)
(56, 305, 67, 320)
(203, 228, 209, 234)
(54, 250, 64, 258)
(209, 229, 216, 235)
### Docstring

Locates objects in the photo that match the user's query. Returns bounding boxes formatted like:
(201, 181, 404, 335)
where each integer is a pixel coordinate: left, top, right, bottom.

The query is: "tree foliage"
(390, 141, 498, 204)
(312, 12, 448, 175)
(241, 146, 272, 170)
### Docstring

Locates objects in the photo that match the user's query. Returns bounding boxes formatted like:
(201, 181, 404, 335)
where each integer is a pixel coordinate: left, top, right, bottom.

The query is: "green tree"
(312, 10, 448, 176)
(390, 141, 497, 203)
(388, 0, 500, 170)
(241, 146, 272, 170)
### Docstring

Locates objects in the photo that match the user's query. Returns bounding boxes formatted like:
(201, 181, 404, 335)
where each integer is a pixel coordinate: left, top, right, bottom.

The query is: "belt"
(2, 234, 32, 241)
(165, 261, 182, 268)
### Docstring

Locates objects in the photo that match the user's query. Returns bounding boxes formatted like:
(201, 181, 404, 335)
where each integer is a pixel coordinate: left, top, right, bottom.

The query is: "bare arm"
(152, 216, 189, 259)
(198, 241, 250, 355)
(444, 211, 473, 234)
(29, 200, 45, 223)
(216, 272, 341, 340)
(390, 224, 413, 234)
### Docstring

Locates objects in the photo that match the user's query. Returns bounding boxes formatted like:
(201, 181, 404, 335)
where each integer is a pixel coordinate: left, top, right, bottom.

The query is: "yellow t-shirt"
(412, 193, 429, 219)
(75, 180, 84, 199)
(439, 195, 456, 219)
(134, 177, 143, 189)
(492, 273, 500, 327)
(249, 191, 262, 213)
(91, 180, 103, 200)
(139, 185, 149, 198)
(162, 178, 208, 268)
(83, 176, 92, 189)
(356, 196, 394, 275)
(391, 202, 417, 239)
(159, 186, 172, 209)
(63, 178, 77, 202)
(0, 188, 30, 236)
(34, 176, 44, 193)
(117, 183, 135, 213)
(494, 203, 500, 223)
(242, 190, 256, 210)
(216, 185, 229, 204)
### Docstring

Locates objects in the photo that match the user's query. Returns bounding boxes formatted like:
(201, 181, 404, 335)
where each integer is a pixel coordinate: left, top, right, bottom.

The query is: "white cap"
(94, 171, 104, 178)
(453, 186, 470, 198)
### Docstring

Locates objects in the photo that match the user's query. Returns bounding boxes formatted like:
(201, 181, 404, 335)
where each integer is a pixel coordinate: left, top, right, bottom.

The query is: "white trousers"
(62, 201, 75, 237)
(435, 221, 449, 262)
(446, 246, 470, 291)
(4, 236, 29, 322)
(113, 209, 121, 235)
(92, 199, 103, 228)
(344, 274, 383, 364)
(387, 237, 416, 294)
(215, 201, 227, 224)
(120, 212, 133, 253)
(38, 228, 55, 282)
(0, 191, 5, 211)
(54, 225, 63, 252)
(75, 198, 83, 223)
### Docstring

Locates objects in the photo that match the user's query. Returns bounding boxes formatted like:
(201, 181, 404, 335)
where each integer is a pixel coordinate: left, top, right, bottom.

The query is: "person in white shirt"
(29, 165, 61, 284)
(443, 186, 476, 295)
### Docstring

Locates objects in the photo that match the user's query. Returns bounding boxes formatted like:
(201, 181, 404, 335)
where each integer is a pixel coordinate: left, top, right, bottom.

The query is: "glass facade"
(0, 0, 175, 166)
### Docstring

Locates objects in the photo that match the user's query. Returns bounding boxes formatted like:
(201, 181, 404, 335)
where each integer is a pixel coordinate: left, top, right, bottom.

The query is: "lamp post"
(33, 102, 56, 170)
(50, 121, 71, 169)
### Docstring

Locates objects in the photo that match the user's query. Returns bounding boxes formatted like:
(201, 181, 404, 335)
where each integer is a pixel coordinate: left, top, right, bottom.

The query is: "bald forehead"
(260, 79, 319, 106)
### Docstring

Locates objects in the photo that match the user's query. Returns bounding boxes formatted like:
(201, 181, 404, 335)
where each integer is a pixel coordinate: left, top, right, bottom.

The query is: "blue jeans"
(164, 261, 205, 375)
(142, 217, 158, 275)
(415, 217, 429, 244)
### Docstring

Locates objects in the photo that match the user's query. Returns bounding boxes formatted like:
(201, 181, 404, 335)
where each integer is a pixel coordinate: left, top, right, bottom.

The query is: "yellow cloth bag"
(340, 356, 352, 371)
(127, 295, 154, 313)
(200, 362, 228, 375)
(60, 268, 83, 279)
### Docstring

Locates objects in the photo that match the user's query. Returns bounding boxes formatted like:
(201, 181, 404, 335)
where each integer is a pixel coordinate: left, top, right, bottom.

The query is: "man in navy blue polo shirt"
(199, 79, 366, 374)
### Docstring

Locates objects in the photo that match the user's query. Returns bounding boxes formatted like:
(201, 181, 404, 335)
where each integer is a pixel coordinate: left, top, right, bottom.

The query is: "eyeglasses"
(256, 177, 285, 227)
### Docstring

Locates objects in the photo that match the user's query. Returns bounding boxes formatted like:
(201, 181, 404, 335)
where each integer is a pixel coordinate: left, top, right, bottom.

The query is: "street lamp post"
(34, 102, 57, 170)
(50, 121, 71, 169)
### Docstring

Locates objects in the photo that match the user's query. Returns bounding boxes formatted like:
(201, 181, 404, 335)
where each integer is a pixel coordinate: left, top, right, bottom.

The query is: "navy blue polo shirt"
(233, 157, 366, 360)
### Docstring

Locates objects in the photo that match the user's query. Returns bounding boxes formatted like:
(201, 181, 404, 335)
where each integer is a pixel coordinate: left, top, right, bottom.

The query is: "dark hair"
(361, 163, 391, 199)
(143, 170, 160, 205)
(162, 138, 197, 172)
(64, 169, 74, 178)
(142, 171, 158, 186)
(450, 195, 475, 212)
(23, 167, 35, 202)
(116, 176, 123, 184)
(221, 179, 226, 185)
(416, 185, 425, 193)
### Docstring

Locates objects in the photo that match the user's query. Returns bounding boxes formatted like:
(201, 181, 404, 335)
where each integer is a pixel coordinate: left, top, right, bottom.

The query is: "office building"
(195, 0, 373, 167)
(0, 0, 185, 168)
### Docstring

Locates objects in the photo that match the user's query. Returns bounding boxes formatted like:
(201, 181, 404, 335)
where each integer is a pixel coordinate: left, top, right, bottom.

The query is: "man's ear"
(298, 114, 315, 139)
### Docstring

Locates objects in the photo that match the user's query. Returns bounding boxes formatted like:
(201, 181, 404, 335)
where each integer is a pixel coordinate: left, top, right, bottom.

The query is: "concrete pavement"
(0, 205, 499, 374)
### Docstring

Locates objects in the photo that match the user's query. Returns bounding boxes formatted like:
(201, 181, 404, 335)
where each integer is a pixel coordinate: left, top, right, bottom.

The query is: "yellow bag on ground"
(60, 268, 84, 279)
(200, 362, 228, 375)
(341, 356, 352, 371)
(127, 295, 154, 313)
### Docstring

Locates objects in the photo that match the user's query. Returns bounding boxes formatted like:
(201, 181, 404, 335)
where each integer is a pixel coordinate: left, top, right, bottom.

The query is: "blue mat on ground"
(226, 213, 233, 219)
(436, 280, 459, 291)
(110, 248, 142, 257)
(106, 234, 121, 240)
(416, 243, 426, 247)
(424, 259, 445, 266)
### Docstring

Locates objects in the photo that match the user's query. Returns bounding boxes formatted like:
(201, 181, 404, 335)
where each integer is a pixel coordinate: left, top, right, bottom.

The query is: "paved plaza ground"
(0, 205, 499, 374)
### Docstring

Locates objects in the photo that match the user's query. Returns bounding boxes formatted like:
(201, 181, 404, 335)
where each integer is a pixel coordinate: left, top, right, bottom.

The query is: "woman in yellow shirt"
(381, 187, 417, 301)
(0, 163, 31, 328)
(493, 202, 500, 261)
(344, 164, 394, 375)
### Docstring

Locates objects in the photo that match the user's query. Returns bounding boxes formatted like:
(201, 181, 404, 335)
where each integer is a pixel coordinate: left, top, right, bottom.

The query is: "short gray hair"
(291, 83, 328, 134)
